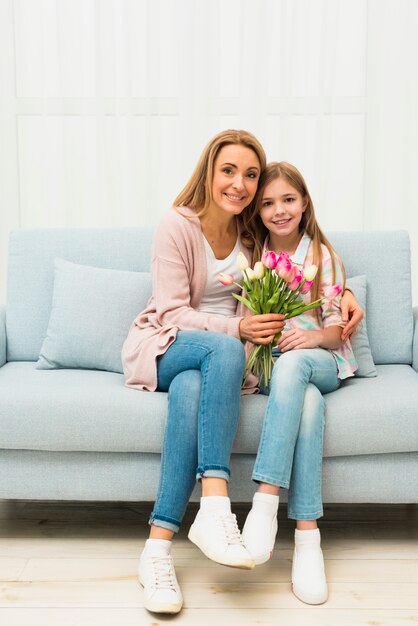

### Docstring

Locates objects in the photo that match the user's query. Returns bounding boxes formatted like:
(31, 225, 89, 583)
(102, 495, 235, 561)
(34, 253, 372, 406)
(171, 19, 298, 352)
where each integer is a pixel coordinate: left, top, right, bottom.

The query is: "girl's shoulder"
(303, 238, 334, 266)
(317, 241, 342, 266)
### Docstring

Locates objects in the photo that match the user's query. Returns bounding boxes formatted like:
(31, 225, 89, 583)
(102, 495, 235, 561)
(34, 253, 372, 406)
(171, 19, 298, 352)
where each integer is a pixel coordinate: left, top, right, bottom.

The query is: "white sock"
(144, 538, 172, 555)
(252, 492, 279, 516)
(295, 528, 321, 547)
(200, 495, 231, 513)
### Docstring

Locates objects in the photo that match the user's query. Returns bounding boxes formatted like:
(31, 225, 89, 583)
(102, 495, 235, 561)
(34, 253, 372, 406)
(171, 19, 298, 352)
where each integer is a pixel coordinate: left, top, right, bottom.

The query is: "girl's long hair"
(243, 161, 346, 306)
(174, 129, 266, 249)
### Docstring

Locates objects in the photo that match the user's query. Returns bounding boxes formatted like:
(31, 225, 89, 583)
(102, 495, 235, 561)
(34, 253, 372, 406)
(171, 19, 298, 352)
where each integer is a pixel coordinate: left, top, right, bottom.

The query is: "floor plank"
(1, 580, 418, 609)
(16, 557, 418, 584)
(0, 608, 416, 626)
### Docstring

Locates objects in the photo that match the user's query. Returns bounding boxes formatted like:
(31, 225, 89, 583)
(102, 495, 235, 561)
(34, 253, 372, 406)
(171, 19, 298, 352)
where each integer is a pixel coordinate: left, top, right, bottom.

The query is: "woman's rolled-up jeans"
(253, 348, 340, 520)
(149, 330, 246, 533)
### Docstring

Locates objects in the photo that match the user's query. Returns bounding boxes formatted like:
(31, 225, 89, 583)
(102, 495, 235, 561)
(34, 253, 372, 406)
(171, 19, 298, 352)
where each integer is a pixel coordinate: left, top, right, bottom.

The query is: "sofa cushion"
(0, 362, 167, 453)
(0, 362, 417, 458)
(345, 275, 377, 377)
(6, 228, 154, 361)
(36, 259, 151, 374)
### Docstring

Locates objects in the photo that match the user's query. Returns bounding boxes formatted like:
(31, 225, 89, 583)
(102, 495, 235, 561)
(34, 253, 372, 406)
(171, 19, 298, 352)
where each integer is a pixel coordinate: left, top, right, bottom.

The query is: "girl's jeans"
(150, 331, 245, 533)
(253, 348, 340, 520)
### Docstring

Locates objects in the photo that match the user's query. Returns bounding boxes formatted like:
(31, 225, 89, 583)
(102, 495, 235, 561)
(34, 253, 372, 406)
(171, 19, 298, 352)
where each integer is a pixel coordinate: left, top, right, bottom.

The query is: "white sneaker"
(138, 546, 183, 614)
(188, 508, 255, 569)
(242, 493, 279, 565)
(291, 529, 328, 605)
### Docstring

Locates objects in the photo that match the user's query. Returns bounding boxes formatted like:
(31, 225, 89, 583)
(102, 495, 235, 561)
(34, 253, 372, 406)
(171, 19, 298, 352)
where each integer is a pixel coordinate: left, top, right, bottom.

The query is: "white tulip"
(253, 261, 265, 279)
(236, 252, 249, 271)
(304, 264, 318, 281)
(245, 267, 256, 281)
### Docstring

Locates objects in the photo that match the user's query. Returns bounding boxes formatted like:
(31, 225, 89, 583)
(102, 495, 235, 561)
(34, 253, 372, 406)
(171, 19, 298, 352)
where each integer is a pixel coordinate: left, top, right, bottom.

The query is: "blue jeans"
(253, 348, 340, 520)
(150, 331, 246, 533)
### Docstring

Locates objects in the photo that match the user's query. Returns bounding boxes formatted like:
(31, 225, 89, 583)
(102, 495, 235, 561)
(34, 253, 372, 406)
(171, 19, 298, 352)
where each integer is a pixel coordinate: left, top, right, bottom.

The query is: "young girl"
(241, 162, 358, 605)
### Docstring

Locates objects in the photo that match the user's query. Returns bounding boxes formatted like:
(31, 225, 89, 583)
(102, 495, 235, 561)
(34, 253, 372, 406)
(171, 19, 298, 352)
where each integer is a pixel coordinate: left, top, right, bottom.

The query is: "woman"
(122, 130, 362, 614)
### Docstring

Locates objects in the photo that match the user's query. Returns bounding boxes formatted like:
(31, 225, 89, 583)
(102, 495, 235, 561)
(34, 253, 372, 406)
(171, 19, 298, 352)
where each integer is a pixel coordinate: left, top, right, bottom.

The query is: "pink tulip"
(278, 261, 297, 283)
(300, 280, 314, 295)
(261, 250, 279, 269)
(276, 252, 290, 270)
(217, 273, 234, 286)
(287, 273, 303, 290)
(324, 284, 343, 299)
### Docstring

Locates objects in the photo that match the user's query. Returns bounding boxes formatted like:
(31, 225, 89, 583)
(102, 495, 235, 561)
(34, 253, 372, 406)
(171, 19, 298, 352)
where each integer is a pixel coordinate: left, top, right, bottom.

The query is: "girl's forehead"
(264, 177, 300, 195)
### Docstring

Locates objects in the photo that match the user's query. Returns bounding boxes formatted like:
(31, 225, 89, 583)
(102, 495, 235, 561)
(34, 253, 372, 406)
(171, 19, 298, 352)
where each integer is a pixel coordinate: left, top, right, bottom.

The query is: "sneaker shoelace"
(149, 555, 177, 590)
(218, 512, 244, 546)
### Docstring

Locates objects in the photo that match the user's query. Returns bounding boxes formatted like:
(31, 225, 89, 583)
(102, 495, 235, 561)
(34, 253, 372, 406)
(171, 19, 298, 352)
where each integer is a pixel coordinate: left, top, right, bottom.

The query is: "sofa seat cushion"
(1, 362, 417, 458)
(0, 362, 168, 453)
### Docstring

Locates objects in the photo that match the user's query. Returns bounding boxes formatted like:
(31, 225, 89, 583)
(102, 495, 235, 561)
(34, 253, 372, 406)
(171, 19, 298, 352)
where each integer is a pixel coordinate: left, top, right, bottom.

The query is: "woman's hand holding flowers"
(239, 314, 285, 344)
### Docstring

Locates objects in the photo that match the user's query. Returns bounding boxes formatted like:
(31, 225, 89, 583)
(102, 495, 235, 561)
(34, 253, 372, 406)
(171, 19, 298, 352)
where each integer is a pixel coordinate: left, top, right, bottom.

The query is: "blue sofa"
(1, 228, 417, 504)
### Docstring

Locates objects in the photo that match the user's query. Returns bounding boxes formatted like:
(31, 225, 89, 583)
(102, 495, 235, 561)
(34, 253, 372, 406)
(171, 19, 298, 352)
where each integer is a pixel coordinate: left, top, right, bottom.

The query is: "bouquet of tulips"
(217, 250, 341, 387)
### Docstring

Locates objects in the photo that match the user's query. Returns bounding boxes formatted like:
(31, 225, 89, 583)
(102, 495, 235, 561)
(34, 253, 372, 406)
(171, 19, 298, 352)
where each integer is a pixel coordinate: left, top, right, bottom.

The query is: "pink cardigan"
(122, 207, 256, 393)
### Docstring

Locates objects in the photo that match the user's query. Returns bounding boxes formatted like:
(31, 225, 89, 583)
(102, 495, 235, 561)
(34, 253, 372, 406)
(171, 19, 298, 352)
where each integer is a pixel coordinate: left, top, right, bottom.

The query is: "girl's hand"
(239, 314, 285, 345)
(277, 328, 321, 352)
(340, 290, 364, 340)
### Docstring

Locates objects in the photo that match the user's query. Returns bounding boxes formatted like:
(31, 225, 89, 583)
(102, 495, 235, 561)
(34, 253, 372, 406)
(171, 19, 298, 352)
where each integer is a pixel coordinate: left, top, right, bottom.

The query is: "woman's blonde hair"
(243, 161, 346, 305)
(174, 130, 266, 248)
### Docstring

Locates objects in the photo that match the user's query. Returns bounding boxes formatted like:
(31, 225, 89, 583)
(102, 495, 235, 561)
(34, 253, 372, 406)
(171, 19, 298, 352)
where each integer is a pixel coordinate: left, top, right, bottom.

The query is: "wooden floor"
(0, 500, 417, 625)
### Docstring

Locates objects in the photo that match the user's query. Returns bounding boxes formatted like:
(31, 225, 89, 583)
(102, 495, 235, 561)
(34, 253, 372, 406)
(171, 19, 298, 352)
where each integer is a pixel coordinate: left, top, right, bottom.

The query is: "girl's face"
(210, 144, 261, 217)
(259, 176, 307, 240)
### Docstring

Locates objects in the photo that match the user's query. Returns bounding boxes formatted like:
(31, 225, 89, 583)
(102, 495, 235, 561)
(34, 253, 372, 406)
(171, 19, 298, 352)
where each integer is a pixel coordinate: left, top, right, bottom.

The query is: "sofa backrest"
(6, 228, 154, 361)
(6, 228, 413, 365)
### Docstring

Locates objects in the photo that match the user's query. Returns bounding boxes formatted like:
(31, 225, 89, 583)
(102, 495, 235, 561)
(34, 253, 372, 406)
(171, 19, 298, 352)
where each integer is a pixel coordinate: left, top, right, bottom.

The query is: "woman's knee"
(169, 370, 201, 402)
(210, 333, 246, 367)
(166, 371, 201, 439)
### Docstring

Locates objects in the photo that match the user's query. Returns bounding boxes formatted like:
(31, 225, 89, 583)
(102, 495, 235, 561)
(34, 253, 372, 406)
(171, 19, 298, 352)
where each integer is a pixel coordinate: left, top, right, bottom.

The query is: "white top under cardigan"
(199, 237, 241, 317)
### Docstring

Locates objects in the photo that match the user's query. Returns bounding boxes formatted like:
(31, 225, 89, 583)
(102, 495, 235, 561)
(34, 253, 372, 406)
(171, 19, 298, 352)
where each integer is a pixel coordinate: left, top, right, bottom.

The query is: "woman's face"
(259, 176, 307, 239)
(210, 144, 261, 217)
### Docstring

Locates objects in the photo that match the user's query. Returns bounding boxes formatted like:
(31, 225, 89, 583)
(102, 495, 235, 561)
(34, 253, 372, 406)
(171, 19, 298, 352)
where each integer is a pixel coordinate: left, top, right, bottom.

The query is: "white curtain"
(1, 0, 418, 303)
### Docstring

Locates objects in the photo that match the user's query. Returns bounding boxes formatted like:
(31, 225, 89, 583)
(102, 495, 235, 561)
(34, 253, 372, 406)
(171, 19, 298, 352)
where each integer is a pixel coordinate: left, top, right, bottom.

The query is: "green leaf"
(232, 293, 258, 313)
(285, 298, 323, 319)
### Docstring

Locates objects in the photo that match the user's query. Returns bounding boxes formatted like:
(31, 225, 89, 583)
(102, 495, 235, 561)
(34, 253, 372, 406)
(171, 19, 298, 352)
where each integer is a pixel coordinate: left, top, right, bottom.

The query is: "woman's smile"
(224, 192, 247, 204)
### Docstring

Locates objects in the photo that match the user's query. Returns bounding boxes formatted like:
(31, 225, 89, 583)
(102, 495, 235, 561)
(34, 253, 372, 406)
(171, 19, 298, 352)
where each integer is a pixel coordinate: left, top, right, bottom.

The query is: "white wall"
(1, 0, 418, 304)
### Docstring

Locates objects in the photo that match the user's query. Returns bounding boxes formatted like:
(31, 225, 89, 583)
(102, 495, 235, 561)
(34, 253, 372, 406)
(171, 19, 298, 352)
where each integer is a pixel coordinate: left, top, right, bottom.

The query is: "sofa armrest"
(0, 306, 6, 367)
(413, 307, 418, 373)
